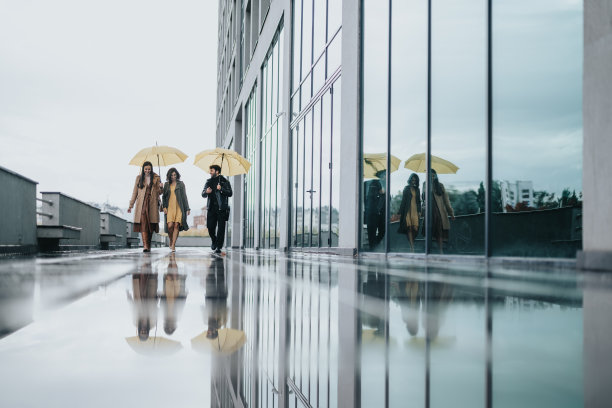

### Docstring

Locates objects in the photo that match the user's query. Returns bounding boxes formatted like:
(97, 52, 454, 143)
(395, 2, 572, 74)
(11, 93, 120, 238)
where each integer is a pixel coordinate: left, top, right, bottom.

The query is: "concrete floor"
(0, 248, 610, 407)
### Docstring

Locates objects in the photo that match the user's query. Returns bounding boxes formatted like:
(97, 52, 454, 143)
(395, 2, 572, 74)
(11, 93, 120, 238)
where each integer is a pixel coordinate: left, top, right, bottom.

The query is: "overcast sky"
(0, 0, 219, 217)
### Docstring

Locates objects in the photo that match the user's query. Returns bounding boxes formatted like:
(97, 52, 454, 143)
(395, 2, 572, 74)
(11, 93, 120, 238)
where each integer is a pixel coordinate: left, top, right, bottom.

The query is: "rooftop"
(0, 248, 609, 407)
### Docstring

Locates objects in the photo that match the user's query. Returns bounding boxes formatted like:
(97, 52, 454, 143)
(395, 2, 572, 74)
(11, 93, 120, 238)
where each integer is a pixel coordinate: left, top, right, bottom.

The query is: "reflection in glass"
(260, 27, 283, 249)
(388, 0, 428, 254)
(492, 0, 583, 257)
(430, 0, 486, 255)
(362, 0, 389, 252)
(244, 86, 257, 248)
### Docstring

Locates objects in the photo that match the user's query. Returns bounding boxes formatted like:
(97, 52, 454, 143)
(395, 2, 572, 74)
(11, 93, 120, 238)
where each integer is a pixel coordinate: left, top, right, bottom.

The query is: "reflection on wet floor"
(0, 249, 611, 407)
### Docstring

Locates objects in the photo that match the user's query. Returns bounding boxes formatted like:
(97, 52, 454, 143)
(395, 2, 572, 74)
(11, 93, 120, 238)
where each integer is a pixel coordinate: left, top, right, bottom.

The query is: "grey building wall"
(580, 0, 612, 271)
(0, 166, 37, 249)
(40, 192, 100, 248)
(100, 212, 128, 247)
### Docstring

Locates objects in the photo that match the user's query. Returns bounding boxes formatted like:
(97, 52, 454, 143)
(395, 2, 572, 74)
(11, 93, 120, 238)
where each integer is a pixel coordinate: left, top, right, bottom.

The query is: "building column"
(279, 0, 293, 251)
(232, 116, 244, 249)
(579, 0, 612, 271)
(338, 0, 362, 254)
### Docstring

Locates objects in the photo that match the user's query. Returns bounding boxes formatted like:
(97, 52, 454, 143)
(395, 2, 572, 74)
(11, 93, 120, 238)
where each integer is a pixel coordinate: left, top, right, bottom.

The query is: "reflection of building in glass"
(215, 0, 608, 262)
(500, 180, 534, 211)
(192, 207, 208, 231)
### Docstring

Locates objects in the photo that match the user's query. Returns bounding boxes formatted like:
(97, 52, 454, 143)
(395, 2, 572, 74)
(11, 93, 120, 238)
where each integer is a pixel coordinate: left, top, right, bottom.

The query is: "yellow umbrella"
(129, 144, 189, 175)
(363, 153, 401, 179)
(191, 328, 247, 356)
(404, 153, 459, 174)
(125, 336, 182, 356)
(193, 148, 251, 177)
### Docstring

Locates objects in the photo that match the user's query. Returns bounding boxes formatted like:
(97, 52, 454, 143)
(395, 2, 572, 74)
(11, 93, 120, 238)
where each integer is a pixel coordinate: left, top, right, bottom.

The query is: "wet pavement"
(0, 248, 610, 407)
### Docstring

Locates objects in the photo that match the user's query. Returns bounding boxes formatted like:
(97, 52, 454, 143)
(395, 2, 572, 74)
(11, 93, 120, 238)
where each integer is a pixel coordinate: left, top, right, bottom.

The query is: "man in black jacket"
(202, 165, 233, 254)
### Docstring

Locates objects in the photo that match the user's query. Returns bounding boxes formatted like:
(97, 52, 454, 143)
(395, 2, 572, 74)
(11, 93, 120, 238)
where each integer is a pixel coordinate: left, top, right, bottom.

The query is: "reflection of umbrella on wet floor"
(363, 153, 401, 179)
(361, 328, 397, 347)
(125, 336, 182, 356)
(191, 328, 247, 356)
(404, 153, 459, 174)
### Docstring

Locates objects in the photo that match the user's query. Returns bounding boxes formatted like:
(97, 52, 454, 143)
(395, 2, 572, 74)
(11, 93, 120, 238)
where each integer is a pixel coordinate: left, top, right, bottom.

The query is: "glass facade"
(361, 0, 583, 258)
(244, 86, 258, 248)
(290, 0, 342, 248)
(260, 28, 284, 249)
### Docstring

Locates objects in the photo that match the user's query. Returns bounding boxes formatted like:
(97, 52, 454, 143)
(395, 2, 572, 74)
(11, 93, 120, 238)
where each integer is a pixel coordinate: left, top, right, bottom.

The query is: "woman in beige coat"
(427, 169, 455, 254)
(128, 161, 163, 252)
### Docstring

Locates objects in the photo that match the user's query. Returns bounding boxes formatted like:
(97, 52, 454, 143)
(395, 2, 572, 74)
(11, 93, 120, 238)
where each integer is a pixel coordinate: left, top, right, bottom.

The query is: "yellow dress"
(166, 184, 182, 224)
(405, 187, 419, 229)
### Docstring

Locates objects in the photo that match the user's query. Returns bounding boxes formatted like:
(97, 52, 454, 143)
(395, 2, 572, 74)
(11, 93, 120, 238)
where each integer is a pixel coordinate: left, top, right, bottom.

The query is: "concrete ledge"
(37, 225, 81, 240)
(100, 234, 122, 244)
(578, 250, 612, 272)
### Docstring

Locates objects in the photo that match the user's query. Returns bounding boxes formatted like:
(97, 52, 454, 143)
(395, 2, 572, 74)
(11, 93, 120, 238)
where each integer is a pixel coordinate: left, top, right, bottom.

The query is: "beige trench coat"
(129, 174, 162, 224)
(433, 184, 455, 231)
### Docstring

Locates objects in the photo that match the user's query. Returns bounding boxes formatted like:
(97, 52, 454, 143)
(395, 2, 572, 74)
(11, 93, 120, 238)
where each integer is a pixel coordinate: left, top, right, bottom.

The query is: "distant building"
(500, 181, 534, 211)
(193, 206, 208, 231)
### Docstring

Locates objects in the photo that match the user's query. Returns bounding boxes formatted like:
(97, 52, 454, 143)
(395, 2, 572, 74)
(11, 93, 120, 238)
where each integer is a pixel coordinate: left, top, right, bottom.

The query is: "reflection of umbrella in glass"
(191, 328, 247, 356)
(363, 153, 401, 179)
(404, 153, 459, 174)
(125, 336, 182, 356)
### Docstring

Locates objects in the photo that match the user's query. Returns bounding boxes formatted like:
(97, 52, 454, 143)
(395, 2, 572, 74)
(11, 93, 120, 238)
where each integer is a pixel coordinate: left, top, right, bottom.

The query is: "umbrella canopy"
(404, 153, 459, 174)
(193, 148, 251, 177)
(363, 153, 401, 179)
(125, 336, 182, 356)
(129, 145, 189, 168)
(191, 328, 247, 356)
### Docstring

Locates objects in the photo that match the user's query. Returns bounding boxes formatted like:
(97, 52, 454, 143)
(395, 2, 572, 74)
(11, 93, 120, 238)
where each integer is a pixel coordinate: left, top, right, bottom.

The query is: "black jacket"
(202, 175, 233, 212)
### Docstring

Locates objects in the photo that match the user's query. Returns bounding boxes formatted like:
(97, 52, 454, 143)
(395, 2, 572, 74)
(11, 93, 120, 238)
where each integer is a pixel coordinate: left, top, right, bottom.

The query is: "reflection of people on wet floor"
(425, 169, 455, 254)
(398, 173, 422, 252)
(127, 270, 158, 341)
(160, 255, 188, 335)
(204, 258, 228, 340)
(364, 170, 386, 249)
(391, 280, 421, 336)
(424, 282, 453, 340)
(361, 271, 387, 337)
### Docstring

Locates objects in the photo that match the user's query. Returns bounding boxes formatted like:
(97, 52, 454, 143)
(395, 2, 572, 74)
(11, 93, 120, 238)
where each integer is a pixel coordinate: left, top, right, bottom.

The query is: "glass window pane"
(492, 0, 583, 257)
(428, 0, 487, 256)
(361, 0, 389, 253)
(389, 0, 428, 254)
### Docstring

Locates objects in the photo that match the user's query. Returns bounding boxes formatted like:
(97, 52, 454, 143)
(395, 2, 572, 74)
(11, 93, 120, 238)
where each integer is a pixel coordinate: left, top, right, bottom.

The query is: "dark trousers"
(366, 212, 385, 249)
(207, 210, 227, 250)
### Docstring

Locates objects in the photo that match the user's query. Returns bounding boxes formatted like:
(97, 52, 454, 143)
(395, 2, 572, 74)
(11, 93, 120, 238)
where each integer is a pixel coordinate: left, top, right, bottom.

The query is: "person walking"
(202, 164, 233, 254)
(425, 169, 455, 254)
(128, 161, 163, 252)
(364, 170, 386, 250)
(398, 173, 422, 252)
(162, 167, 190, 252)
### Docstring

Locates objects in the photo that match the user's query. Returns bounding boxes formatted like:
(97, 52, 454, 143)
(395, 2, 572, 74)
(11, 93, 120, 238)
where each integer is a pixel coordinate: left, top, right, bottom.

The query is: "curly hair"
(166, 167, 181, 182)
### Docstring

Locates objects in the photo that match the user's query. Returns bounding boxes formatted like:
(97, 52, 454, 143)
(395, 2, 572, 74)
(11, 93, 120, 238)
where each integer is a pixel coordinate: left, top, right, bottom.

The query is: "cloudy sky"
(0, 0, 218, 217)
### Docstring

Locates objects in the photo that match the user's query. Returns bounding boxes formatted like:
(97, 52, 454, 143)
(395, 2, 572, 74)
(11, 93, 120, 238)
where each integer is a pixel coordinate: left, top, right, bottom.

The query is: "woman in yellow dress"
(398, 173, 422, 252)
(162, 168, 190, 252)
